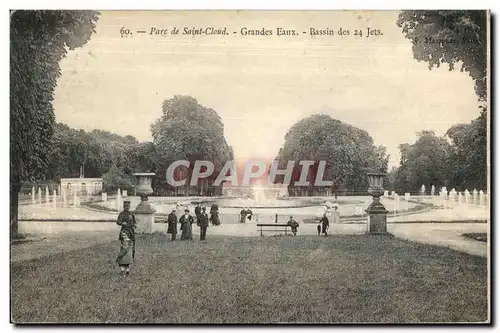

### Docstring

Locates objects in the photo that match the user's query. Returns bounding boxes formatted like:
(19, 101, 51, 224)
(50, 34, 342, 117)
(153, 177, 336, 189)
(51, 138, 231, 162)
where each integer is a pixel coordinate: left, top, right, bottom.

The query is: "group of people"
(114, 201, 341, 276)
(317, 206, 340, 236)
(114, 201, 221, 276)
(239, 208, 253, 223)
(166, 203, 220, 241)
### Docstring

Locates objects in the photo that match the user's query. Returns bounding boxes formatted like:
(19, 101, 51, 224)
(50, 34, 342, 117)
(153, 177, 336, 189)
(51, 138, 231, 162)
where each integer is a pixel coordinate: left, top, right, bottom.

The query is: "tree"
(275, 114, 389, 196)
(397, 10, 488, 101)
(10, 10, 99, 239)
(394, 130, 454, 193)
(446, 111, 487, 190)
(151, 95, 234, 195)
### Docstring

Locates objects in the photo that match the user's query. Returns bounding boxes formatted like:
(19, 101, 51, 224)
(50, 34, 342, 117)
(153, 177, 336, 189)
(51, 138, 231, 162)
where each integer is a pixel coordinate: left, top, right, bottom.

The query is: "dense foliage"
(151, 95, 234, 195)
(275, 114, 389, 196)
(10, 10, 99, 238)
(387, 113, 487, 193)
(397, 10, 487, 101)
(393, 10, 488, 193)
(45, 124, 158, 192)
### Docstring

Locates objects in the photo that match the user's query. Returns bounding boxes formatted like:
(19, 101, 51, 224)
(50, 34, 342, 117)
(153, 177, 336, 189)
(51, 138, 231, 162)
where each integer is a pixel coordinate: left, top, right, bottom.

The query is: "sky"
(53, 10, 482, 168)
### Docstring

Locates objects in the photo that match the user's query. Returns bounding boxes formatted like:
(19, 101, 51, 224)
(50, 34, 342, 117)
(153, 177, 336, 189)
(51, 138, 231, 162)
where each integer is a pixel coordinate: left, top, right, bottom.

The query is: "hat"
(124, 201, 131, 205)
(184, 209, 189, 213)
(202, 206, 206, 211)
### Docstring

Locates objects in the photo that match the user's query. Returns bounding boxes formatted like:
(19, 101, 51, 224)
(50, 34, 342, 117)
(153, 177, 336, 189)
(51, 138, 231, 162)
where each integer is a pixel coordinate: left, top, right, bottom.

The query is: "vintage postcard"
(10, 10, 490, 324)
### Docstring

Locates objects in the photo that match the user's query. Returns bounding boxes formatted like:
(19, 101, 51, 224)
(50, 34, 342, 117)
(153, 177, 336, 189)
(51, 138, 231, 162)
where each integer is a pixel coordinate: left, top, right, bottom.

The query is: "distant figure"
(116, 231, 134, 277)
(199, 207, 209, 240)
(116, 200, 136, 275)
(195, 203, 202, 226)
(317, 224, 321, 236)
(333, 206, 341, 224)
(166, 208, 178, 241)
(247, 208, 253, 221)
(287, 216, 299, 236)
(180, 209, 194, 240)
(240, 208, 253, 223)
(320, 213, 329, 236)
(210, 204, 220, 226)
(275, 213, 278, 224)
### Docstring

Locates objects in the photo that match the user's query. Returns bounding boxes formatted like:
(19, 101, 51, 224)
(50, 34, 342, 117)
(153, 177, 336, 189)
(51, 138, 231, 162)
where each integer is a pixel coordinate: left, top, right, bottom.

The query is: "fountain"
(365, 172, 388, 234)
(116, 189, 122, 212)
(431, 185, 435, 196)
(420, 184, 426, 196)
(31, 186, 35, 204)
(133, 173, 157, 234)
(45, 186, 50, 205)
(62, 187, 67, 207)
(465, 189, 471, 204)
(37, 187, 42, 204)
(52, 190, 57, 208)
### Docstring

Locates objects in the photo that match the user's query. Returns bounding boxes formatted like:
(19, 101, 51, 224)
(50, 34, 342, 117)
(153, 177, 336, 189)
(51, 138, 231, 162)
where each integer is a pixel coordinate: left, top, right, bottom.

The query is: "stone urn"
(365, 172, 388, 234)
(132, 173, 156, 234)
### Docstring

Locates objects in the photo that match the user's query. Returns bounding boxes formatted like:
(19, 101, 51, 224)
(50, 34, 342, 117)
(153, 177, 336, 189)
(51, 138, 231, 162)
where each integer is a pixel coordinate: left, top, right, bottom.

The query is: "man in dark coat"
(198, 207, 209, 240)
(194, 203, 202, 226)
(320, 213, 330, 236)
(287, 216, 299, 236)
(116, 200, 136, 270)
(210, 204, 220, 226)
(166, 208, 178, 241)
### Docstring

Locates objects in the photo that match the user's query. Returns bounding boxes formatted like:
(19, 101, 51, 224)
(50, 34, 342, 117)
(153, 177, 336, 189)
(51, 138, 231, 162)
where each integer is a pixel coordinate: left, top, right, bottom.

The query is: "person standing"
(333, 206, 341, 224)
(239, 208, 247, 223)
(199, 207, 209, 240)
(180, 209, 194, 240)
(194, 203, 202, 226)
(116, 231, 134, 276)
(166, 208, 178, 241)
(210, 204, 220, 226)
(247, 208, 253, 221)
(116, 200, 136, 275)
(287, 216, 299, 236)
(320, 213, 329, 236)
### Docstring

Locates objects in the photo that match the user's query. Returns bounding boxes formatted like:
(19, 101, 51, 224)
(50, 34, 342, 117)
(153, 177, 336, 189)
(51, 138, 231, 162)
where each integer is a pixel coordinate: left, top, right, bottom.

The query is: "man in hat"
(198, 206, 209, 240)
(194, 203, 202, 226)
(166, 208, 178, 241)
(116, 200, 137, 267)
(179, 209, 194, 240)
(320, 213, 329, 236)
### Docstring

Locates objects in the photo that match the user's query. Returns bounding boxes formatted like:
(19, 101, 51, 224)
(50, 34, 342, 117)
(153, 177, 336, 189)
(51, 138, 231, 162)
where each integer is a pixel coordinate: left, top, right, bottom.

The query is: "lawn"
(11, 234, 488, 323)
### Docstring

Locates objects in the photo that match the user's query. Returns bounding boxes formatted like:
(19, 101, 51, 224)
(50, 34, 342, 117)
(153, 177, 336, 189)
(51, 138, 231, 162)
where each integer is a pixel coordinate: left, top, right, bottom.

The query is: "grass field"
(11, 234, 488, 323)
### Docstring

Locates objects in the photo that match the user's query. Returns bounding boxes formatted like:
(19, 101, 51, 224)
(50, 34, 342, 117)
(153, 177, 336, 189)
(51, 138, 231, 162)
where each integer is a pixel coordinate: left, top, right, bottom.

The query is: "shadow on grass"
(11, 234, 488, 324)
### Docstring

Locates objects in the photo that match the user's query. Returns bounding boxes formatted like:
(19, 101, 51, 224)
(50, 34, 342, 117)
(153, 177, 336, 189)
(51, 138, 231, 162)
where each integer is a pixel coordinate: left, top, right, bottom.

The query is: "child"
(317, 224, 321, 236)
(116, 231, 134, 276)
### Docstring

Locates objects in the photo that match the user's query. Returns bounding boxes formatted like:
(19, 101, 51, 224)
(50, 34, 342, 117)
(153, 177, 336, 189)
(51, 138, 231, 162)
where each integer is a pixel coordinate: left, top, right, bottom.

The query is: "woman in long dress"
(180, 209, 194, 240)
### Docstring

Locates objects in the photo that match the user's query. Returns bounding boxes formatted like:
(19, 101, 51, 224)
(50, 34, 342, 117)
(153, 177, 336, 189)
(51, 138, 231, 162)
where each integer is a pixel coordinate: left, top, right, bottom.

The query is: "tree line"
(387, 111, 487, 194)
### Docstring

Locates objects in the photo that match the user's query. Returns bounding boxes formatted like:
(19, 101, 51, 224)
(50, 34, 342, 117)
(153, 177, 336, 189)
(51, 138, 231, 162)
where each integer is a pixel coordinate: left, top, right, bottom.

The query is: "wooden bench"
(256, 224, 292, 236)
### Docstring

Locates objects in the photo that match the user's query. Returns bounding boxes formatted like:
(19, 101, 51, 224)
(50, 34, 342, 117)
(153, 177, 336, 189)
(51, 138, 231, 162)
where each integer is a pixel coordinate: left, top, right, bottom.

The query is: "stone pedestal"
(366, 197, 388, 234)
(134, 198, 156, 234)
